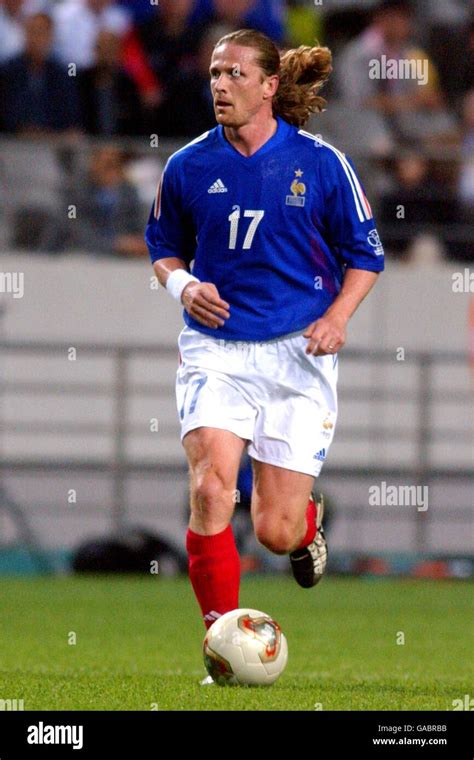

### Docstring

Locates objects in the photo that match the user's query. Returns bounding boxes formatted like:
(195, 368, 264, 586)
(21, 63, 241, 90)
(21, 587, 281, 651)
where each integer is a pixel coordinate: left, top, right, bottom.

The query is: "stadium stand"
(0, 0, 472, 574)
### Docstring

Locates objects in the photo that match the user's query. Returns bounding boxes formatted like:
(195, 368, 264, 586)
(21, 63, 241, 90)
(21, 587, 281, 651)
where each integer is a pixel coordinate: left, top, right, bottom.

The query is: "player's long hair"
(214, 29, 332, 128)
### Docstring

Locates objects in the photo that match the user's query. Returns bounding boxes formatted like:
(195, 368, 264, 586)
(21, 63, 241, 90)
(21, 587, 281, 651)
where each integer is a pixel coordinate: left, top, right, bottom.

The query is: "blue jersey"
(146, 116, 384, 341)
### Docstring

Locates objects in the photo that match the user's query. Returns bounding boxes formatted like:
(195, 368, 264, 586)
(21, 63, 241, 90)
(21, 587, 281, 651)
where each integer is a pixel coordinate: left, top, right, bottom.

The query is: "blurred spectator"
(191, 0, 286, 44)
(53, 0, 130, 69)
(156, 24, 232, 137)
(130, 0, 202, 83)
(116, 0, 154, 22)
(423, 11, 474, 111)
(0, 0, 49, 63)
(461, 18, 474, 99)
(122, 0, 203, 116)
(78, 29, 145, 136)
(379, 150, 456, 259)
(451, 87, 474, 262)
(124, 152, 163, 209)
(458, 89, 474, 210)
(73, 145, 147, 257)
(0, 0, 26, 63)
(416, 0, 469, 26)
(0, 12, 81, 134)
(335, 0, 456, 145)
(286, 0, 323, 48)
(0, 139, 65, 251)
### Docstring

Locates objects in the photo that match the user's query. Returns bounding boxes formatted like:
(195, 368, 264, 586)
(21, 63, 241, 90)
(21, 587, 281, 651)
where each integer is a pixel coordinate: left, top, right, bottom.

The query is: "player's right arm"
(146, 157, 230, 330)
(153, 256, 230, 329)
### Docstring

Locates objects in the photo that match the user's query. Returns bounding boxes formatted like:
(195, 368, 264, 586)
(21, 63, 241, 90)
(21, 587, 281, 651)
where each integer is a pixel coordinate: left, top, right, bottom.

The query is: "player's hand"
(303, 313, 347, 355)
(181, 282, 230, 329)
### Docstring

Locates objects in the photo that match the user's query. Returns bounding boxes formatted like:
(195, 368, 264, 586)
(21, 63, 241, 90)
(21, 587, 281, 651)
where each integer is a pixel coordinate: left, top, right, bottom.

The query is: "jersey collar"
(216, 116, 290, 162)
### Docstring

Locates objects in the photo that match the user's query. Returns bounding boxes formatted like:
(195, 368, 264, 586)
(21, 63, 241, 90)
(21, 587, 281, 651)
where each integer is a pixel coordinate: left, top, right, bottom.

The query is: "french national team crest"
(286, 169, 306, 207)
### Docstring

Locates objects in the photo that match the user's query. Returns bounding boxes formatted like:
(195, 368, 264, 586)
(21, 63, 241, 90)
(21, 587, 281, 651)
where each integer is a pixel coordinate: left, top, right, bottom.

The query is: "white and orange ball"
(203, 608, 288, 686)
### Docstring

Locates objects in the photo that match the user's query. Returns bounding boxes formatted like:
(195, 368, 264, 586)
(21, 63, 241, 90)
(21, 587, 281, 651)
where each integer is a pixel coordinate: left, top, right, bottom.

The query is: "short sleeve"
(321, 149, 385, 272)
(145, 157, 196, 266)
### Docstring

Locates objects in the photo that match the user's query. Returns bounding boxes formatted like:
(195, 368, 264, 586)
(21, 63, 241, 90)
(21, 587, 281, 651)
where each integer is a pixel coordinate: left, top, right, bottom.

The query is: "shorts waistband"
(214, 329, 305, 349)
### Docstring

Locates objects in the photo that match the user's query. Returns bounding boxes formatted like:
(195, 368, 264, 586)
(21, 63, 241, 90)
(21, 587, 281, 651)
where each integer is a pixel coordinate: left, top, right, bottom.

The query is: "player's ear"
(263, 74, 279, 100)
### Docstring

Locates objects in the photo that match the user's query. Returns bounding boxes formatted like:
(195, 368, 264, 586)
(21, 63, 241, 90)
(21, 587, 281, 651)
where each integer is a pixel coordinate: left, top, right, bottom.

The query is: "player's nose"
(213, 73, 228, 92)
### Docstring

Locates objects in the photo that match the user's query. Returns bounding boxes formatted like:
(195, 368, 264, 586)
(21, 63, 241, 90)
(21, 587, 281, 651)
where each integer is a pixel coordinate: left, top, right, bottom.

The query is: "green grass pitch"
(1, 576, 471, 711)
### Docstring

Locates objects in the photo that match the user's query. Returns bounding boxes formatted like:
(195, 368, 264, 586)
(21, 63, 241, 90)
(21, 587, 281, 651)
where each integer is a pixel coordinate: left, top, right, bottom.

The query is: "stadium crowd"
(0, 0, 472, 260)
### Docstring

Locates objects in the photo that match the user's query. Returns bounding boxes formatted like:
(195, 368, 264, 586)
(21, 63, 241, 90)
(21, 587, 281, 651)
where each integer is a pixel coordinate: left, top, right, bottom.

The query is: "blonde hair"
(214, 29, 332, 127)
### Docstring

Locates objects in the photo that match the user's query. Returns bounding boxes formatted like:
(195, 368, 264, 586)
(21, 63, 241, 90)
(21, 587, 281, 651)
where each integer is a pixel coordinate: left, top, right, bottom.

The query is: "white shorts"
(175, 326, 338, 477)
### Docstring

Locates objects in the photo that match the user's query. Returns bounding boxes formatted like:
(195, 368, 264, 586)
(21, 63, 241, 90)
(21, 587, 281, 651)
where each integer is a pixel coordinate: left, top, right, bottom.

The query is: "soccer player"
(146, 29, 384, 637)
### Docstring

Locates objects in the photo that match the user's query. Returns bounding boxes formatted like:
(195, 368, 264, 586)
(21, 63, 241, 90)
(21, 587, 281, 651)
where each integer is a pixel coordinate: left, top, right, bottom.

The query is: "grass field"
(0, 576, 472, 711)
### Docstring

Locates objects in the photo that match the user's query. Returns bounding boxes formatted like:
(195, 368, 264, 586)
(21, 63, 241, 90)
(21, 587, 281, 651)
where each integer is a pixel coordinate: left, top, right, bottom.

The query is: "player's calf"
(289, 493, 328, 588)
(254, 515, 302, 555)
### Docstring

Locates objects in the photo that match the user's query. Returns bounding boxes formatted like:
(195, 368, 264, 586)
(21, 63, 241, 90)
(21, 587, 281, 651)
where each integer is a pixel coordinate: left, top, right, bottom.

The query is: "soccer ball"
(203, 608, 288, 686)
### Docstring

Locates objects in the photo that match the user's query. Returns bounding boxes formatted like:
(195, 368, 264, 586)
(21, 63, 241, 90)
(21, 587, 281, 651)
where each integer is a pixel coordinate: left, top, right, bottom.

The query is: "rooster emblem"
(286, 169, 307, 206)
(291, 169, 306, 197)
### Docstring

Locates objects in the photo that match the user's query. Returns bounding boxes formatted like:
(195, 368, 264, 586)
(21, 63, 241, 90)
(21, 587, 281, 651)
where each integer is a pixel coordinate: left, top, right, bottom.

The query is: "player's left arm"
(304, 268, 379, 355)
(305, 150, 384, 356)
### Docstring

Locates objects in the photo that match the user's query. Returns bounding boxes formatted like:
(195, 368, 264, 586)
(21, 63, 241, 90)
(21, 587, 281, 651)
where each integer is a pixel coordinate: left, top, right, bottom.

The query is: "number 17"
(228, 207, 264, 250)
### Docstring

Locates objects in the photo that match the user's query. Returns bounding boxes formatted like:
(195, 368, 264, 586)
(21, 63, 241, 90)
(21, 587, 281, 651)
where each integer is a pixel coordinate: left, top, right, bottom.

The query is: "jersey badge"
(286, 169, 306, 207)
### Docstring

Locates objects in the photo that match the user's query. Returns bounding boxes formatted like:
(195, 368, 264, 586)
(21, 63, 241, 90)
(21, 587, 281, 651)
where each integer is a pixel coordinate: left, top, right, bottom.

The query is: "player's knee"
(254, 516, 296, 555)
(193, 466, 227, 505)
(191, 466, 234, 531)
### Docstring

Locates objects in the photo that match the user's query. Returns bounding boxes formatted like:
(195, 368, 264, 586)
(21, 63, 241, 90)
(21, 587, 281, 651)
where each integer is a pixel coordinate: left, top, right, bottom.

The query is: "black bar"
(0, 710, 471, 757)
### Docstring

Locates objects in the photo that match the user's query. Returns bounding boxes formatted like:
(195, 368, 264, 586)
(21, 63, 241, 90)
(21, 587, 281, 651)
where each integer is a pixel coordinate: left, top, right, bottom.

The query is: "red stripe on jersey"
(362, 191, 372, 218)
(154, 175, 163, 219)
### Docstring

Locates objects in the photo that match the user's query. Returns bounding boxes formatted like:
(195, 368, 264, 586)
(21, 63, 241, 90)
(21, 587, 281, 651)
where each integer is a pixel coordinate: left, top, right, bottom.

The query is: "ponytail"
(274, 45, 332, 127)
(214, 29, 332, 128)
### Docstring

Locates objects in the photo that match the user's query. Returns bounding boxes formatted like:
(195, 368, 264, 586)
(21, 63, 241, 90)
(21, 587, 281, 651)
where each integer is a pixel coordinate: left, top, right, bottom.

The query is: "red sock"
(296, 497, 318, 549)
(186, 525, 240, 629)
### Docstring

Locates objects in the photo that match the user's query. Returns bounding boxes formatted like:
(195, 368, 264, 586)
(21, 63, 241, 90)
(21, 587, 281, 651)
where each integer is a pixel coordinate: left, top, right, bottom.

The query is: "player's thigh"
(183, 426, 246, 496)
(250, 459, 313, 527)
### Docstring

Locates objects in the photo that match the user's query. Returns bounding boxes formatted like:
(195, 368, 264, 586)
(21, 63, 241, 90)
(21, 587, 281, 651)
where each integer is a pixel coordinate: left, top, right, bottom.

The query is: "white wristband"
(166, 269, 199, 302)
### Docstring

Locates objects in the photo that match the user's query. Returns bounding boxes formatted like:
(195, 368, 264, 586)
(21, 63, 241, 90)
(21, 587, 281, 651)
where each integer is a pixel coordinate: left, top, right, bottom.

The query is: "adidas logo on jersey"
(313, 448, 326, 462)
(208, 179, 228, 194)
